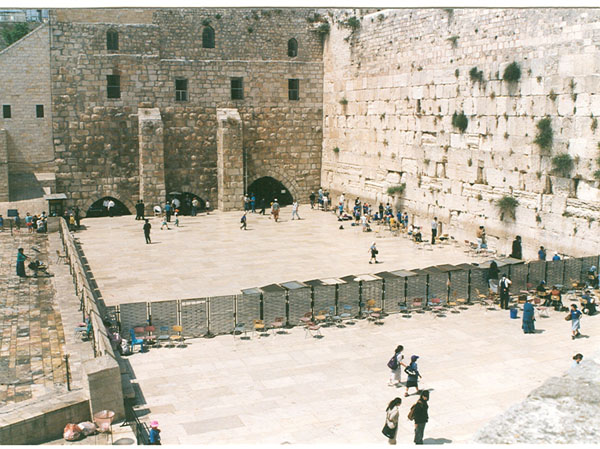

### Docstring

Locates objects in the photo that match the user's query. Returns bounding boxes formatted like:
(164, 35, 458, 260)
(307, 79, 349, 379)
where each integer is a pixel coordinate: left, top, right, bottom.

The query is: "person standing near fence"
(499, 273, 512, 310)
(149, 421, 161, 445)
(430, 217, 438, 244)
(143, 219, 152, 244)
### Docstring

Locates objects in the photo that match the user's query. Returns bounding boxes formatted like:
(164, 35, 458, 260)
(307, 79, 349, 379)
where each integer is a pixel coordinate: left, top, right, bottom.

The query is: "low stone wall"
(0, 390, 90, 445)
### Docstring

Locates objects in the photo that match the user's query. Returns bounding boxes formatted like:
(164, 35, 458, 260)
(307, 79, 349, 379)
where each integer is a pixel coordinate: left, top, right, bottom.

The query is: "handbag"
(565, 313, 572, 321)
(382, 423, 396, 439)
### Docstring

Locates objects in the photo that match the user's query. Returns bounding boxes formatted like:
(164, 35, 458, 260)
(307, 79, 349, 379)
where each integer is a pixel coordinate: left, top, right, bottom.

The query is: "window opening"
(107, 30, 119, 51)
(202, 26, 215, 49)
(175, 79, 188, 102)
(287, 38, 298, 57)
(36, 104, 44, 118)
(2, 105, 11, 119)
(231, 77, 244, 100)
(107, 75, 121, 99)
(288, 79, 299, 101)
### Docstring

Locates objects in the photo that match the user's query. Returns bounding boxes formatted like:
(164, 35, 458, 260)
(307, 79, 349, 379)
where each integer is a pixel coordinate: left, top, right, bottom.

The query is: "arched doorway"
(247, 177, 294, 207)
(86, 196, 131, 217)
(166, 192, 207, 215)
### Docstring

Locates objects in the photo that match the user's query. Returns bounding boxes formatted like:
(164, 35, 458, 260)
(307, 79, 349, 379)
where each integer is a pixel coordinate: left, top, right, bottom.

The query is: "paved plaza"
(76, 207, 492, 305)
(0, 232, 66, 405)
(127, 299, 600, 444)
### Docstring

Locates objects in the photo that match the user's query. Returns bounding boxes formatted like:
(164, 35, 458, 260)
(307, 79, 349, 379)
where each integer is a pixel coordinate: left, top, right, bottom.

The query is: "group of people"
(384, 345, 429, 445)
(1, 211, 50, 233)
(309, 188, 332, 210)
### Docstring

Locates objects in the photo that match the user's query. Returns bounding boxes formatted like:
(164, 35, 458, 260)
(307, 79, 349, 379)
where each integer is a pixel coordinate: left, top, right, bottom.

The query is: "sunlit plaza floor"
(75, 207, 492, 306)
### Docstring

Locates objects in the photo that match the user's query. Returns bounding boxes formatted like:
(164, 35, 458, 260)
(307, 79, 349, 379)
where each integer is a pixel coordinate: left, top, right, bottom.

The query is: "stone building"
(0, 8, 324, 212)
(2, 7, 600, 255)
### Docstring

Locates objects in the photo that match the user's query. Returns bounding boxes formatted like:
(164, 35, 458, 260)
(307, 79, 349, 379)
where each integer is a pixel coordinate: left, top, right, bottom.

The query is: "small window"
(231, 77, 244, 100)
(287, 38, 298, 57)
(107, 75, 121, 99)
(175, 79, 188, 102)
(2, 105, 11, 119)
(36, 104, 44, 118)
(202, 26, 215, 49)
(107, 30, 119, 51)
(288, 79, 299, 101)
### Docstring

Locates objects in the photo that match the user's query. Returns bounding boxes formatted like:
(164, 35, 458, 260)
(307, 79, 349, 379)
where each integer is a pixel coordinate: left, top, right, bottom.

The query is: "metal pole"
(64, 354, 71, 391)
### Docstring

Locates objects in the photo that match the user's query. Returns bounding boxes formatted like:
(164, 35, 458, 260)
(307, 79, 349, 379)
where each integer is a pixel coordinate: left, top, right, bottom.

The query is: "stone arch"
(247, 166, 300, 202)
(81, 191, 135, 217)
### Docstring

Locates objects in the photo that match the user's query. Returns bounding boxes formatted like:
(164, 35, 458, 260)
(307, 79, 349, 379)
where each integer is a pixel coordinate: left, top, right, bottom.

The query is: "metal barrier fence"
(110, 255, 600, 337)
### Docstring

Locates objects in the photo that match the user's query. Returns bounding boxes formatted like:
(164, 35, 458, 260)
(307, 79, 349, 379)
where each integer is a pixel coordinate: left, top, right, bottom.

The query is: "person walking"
(74, 206, 81, 229)
(388, 345, 407, 387)
(272, 199, 280, 222)
(250, 194, 256, 213)
(160, 214, 169, 230)
(143, 219, 151, 244)
(369, 241, 379, 264)
(259, 198, 266, 215)
(410, 390, 430, 445)
(243, 194, 250, 212)
(191, 197, 199, 216)
(499, 273, 512, 310)
(205, 199, 210, 214)
(309, 191, 316, 209)
(404, 355, 422, 397)
(164, 202, 172, 222)
(430, 217, 438, 244)
(291, 200, 301, 220)
(382, 397, 402, 445)
(522, 297, 535, 334)
(240, 212, 247, 230)
(174, 210, 180, 227)
(135, 200, 143, 220)
(16, 248, 28, 278)
(568, 304, 582, 340)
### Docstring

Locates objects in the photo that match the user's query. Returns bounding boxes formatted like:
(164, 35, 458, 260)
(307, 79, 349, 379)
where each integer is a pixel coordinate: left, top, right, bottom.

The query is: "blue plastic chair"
(129, 328, 145, 353)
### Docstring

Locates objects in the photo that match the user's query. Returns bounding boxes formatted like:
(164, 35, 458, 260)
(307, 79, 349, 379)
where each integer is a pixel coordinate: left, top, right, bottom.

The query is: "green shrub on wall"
(534, 117, 553, 153)
(503, 61, 521, 83)
(551, 153, 574, 177)
(496, 195, 519, 221)
(387, 183, 406, 195)
(451, 112, 468, 133)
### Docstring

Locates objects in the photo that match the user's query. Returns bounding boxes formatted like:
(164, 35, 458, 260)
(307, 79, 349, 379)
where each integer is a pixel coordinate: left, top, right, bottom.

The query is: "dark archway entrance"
(248, 177, 293, 207)
(166, 192, 206, 215)
(86, 196, 131, 217)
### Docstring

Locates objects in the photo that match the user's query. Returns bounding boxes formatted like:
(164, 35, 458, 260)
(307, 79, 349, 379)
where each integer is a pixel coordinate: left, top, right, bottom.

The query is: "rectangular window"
(288, 78, 299, 101)
(230, 77, 244, 100)
(107, 31, 119, 51)
(107, 75, 121, 99)
(175, 79, 188, 102)
(36, 104, 44, 118)
(2, 105, 11, 119)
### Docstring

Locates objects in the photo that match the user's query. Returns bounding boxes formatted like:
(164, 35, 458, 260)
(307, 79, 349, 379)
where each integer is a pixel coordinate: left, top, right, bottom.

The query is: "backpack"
(387, 354, 398, 370)
(407, 403, 417, 421)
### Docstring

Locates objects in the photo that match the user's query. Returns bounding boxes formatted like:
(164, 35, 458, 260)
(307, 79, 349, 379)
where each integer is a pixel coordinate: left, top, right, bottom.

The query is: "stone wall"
(0, 24, 53, 176)
(322, 8, 600, 257)
(0, 129, 7, 201)
(217, 108, 244, 211)
(49, 8, 323, 213)
(138, 108, 166, 213)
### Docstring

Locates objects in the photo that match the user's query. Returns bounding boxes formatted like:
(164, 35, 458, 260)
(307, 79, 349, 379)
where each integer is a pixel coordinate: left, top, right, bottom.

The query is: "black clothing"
(488, 262, 499, 281)
(413, 400, 429, 424)
(143, 222, 151, 244)
(499, 277, 510, 309)
(259, 199, 266, 215)
(510, 238, 522, 259)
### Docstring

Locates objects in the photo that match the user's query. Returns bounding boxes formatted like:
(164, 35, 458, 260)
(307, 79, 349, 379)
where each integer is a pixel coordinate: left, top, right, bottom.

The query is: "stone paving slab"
(75, 208, 492, 305)
(126, 299, 600, 444)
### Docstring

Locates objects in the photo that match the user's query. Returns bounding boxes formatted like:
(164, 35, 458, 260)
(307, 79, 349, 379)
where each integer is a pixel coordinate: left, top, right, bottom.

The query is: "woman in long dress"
(16, 248, 28, 277)
(522, 297, 535, 334)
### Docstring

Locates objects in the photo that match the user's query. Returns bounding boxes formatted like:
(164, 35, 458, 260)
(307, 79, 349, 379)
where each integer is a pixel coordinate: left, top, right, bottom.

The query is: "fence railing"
(109, 255, 600, 338)
(59, 218, 116, 360)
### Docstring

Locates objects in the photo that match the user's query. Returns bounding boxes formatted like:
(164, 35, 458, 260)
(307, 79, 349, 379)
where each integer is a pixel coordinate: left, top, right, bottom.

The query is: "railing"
(58, 218, 116, 360)
(109, 254, 600, 338)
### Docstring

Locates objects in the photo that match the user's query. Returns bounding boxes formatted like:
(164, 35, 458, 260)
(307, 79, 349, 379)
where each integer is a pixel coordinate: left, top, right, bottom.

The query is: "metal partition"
(120, 302, 148, 333)
(469, 266, 489, 302)
(448, 264, 470, 301)
(528, 260, 545, 287)
(261, 284, 287, 326)
(564, 257, 583, 286)
(312, 283, 336, 316)
(545, 260, 564, 287)
(424, 267, 448, 304)
(360, 275, 383, 310)
(238, 288, 261, 326)
(181, 298, 208, 337)
(406, 270, 427, 306)
(209, 295, 235, 335)
(378, 271, 404, 313)
(338, 275, 360, 317)
(508, 262, 528, 293)
(283, 281, 312, 325)
(150, 300, 178, 333)
(580, 256, 598, 283)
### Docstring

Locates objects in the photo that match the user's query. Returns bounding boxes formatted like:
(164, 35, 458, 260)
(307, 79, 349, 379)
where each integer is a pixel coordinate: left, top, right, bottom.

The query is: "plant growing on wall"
(447, 35, 459, 48)
(333, 147, 340, 153)
(548, 90, 558, 102)
(387, 184, 406, 195)
(534, 117, 553, 153)
(503, 61, 521, 83)
(202, 18, 211, 26)
(551, 153, 574, 177)
(344, 16, 360, 31)
(452, 111, 468, 133)
(496, 195, 519, 221)
(469, 67, 484, 84)
(1, 22, 29, 46)
(339, 97, 348, 106)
